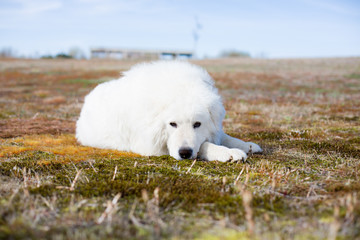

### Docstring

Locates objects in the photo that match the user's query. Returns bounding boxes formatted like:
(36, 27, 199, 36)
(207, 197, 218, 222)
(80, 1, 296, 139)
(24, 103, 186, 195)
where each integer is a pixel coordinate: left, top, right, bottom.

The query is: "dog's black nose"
(179, 148, 193, 159)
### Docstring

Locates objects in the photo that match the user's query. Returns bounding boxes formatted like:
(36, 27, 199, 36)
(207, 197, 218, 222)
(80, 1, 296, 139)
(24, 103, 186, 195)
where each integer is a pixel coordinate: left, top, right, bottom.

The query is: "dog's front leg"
(198, 142, 247, 162)
(221, 133, 263, 153)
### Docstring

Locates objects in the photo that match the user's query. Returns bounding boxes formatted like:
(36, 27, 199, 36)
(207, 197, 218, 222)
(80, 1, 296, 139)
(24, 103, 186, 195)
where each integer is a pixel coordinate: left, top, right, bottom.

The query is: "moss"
(62, 78, 109, 86)
(349, 137, 360, 144)
(0, 134, 141, 162)
(328, 115, 359, 122)
(325, 182, 360, 193)
(0, 218, 50, 240)
(347, 73, 360, 79)
(0, 110, 16, 119)
(253, 195, 287, 215)
(243, 131, 285, 141)
(281, 139, 360, 158)
(1, 154, 289, 227)
(194, 229, 251, 240)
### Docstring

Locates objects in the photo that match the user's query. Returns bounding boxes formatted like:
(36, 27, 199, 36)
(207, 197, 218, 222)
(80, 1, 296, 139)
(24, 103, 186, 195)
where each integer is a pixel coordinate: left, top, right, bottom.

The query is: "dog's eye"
(169, 122, 177, 128)
(193, 122, 201, 128)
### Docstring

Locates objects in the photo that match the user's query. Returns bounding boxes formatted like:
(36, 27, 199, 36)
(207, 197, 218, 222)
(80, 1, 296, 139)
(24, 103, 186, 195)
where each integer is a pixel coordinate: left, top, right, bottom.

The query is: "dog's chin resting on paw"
(76, 60, 262, 162)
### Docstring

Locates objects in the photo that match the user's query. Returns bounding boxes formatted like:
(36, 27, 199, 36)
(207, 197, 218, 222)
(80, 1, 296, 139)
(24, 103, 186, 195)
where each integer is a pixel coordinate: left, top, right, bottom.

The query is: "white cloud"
(300, 0, 359, 16)
(74, 0, 176, 15)
(0, 0, 63, 15)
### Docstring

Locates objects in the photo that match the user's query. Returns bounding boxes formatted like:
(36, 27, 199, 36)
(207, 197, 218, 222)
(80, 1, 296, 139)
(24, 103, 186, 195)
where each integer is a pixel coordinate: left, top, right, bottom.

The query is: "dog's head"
(142, 61, 225, 160)
(160, 100, 225, 160)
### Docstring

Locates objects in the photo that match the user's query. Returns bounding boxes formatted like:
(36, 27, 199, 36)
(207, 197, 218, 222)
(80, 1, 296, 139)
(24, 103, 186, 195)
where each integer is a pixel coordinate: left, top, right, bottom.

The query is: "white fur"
(76, 61, 262, 162)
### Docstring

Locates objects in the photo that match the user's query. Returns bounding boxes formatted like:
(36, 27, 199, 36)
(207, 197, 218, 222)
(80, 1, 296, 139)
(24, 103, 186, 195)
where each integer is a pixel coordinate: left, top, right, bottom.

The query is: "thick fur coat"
(76, 61, 262, 161)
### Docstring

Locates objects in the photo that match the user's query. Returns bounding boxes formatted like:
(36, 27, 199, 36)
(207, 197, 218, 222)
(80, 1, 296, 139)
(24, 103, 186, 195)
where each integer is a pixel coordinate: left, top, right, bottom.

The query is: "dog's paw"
(246, 142, 263, 154)
(199, 142, 248, 162)
(216, 148, 247, 162)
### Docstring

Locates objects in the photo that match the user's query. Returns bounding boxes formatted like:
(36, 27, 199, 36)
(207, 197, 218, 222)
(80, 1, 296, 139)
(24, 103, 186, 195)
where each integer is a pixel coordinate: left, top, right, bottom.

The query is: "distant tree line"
(0, 47, 86, 59)
(219, 49, 251, 58)
(1, 46, 253, 59)
(41, 47, 86, 59)
(0, 47, 16, 58)
(41, 53, 73, 59)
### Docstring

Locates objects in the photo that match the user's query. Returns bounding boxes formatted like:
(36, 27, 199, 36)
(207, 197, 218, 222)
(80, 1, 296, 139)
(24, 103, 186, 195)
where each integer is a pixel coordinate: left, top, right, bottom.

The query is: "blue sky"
(1, 0, 359, 58)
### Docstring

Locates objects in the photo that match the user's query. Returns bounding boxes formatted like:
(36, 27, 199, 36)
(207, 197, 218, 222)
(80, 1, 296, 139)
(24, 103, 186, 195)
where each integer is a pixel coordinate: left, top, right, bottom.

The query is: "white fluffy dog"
(76, 61, 262, 162)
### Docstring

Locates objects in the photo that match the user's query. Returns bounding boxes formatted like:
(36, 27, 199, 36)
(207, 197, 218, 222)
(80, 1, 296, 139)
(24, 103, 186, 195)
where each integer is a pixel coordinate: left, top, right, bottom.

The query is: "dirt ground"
(0, 58, 359, 239)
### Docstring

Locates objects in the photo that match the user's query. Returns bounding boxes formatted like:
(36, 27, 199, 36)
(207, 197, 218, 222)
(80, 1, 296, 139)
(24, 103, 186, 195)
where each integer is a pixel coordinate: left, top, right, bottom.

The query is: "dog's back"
(76, 61, 223, 156)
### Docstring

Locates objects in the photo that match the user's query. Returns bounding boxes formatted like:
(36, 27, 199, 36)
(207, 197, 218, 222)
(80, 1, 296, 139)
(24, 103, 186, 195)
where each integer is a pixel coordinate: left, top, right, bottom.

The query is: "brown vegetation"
(0, 58, 359, 239)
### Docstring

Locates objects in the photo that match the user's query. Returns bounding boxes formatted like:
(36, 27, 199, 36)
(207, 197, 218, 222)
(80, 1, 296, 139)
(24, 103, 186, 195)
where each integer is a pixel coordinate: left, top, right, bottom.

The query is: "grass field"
(0, 58, 359, 239)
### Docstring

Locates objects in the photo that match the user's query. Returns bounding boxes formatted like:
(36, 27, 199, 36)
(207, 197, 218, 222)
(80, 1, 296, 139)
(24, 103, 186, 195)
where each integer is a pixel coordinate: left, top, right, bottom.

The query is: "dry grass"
(0, 134, 140, 162)
(0, 58, 359, 239)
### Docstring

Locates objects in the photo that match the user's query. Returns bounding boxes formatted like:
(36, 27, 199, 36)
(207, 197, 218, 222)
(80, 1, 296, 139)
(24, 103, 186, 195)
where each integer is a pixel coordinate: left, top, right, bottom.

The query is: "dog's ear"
(208, 101, 225, 144)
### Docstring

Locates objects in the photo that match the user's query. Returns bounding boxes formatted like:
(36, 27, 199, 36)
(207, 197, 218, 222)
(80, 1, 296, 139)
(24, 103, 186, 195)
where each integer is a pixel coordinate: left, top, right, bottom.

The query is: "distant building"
(90, 48, 193, 60)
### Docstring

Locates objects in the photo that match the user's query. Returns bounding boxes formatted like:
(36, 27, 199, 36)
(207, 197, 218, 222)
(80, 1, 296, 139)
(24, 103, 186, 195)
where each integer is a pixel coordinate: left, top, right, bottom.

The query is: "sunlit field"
(0, 58, 359, 239)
